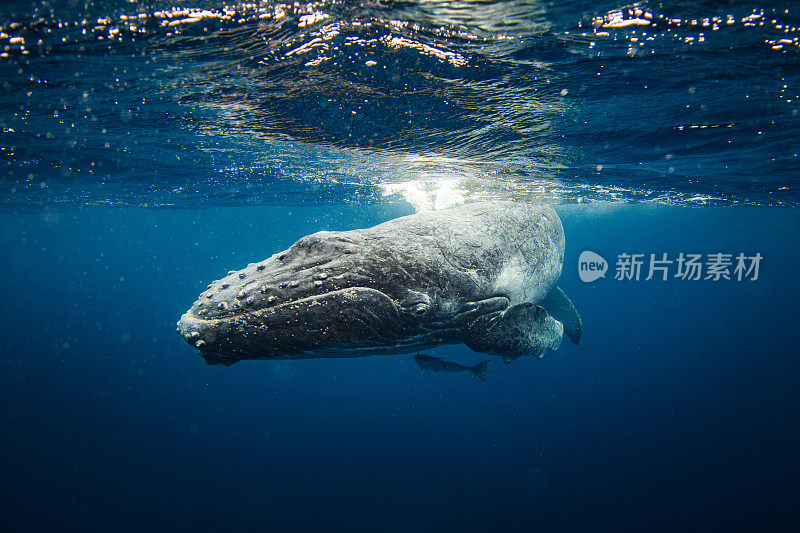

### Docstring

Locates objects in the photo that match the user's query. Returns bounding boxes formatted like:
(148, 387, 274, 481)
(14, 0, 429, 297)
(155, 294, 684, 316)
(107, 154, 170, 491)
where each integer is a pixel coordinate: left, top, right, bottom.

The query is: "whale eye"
(411, 302, 430, 316)
(401, 290, 432, 318)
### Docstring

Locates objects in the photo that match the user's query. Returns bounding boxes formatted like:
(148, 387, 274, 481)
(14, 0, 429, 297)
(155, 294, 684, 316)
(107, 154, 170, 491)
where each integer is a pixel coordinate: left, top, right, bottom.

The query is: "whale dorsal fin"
(464, 302, 563, 361)
(540, 286, 582, 345)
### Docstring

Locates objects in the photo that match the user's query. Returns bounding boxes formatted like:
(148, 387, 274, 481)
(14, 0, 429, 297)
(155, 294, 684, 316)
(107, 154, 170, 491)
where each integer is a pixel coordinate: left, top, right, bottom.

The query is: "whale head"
(176, 230, 464, 364)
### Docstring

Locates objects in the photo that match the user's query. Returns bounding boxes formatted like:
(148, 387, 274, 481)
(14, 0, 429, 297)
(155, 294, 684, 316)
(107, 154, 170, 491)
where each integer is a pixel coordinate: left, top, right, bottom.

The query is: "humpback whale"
(176, 202, 581, 365)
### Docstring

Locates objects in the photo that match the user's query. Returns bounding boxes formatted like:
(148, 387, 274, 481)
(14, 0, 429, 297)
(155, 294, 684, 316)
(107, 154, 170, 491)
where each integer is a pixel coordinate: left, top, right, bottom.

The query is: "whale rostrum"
(177, 202, 581, 365)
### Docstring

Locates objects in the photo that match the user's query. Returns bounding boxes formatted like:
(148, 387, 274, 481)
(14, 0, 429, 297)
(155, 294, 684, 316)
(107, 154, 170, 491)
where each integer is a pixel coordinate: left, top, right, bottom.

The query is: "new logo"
(578, 251, 608, 283)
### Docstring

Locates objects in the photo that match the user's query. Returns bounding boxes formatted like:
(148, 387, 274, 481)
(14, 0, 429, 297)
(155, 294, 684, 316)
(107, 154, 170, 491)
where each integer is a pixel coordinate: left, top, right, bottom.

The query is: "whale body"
(177, 202, 581, 365)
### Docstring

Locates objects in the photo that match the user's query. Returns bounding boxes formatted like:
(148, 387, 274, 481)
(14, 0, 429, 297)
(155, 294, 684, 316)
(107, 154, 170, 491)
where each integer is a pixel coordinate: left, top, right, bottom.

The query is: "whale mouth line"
(188, 286, 395, 324)
(178, 285, 411, 361)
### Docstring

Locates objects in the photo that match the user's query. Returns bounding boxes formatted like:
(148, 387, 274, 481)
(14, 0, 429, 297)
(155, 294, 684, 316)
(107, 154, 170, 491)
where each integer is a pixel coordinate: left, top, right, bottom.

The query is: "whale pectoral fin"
(540, 286, 582, 345)
(464, 303, 564, 361)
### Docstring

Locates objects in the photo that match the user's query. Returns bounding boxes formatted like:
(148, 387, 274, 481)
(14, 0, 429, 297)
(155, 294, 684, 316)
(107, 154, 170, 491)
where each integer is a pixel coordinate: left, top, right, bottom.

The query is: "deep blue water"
(1, 1, 800, 532)
(2, 204, 798, 531)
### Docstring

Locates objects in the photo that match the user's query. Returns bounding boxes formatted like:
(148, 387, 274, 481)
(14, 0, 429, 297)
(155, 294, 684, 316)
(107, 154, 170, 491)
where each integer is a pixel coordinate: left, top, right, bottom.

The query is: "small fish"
(413, 353, 490, 381)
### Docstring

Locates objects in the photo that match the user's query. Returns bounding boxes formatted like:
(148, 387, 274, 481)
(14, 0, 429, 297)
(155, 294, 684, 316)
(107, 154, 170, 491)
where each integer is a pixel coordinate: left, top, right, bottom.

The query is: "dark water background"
(1, 1, 800, 531)
(1, 204, 799, 531)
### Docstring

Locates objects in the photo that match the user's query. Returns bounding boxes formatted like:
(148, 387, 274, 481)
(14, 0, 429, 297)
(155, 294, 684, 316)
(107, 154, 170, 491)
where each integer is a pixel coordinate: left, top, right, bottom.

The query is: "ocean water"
(1, 1, 799, 531)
